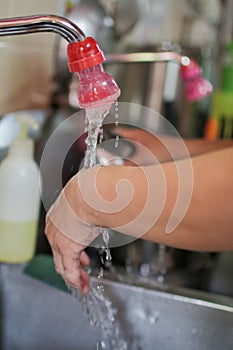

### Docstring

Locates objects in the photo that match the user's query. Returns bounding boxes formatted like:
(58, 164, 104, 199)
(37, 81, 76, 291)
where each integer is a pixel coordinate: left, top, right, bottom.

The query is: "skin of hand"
(45, 128, 233, 294)
(45, 221, 90, 294)
(113, 127, 233, 164)
(87, 148, 233, 253)
(45, 170, 100, 294)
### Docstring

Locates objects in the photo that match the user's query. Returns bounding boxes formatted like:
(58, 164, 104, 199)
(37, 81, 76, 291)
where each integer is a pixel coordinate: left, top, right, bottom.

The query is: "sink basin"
(1, 260, 233, 350)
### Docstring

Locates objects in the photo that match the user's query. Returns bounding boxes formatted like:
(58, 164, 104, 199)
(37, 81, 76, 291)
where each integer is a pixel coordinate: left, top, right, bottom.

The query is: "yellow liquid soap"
(0, 220, 38, 263)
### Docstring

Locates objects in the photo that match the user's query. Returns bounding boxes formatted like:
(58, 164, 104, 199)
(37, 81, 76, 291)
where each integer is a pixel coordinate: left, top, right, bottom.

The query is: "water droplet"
(148, 311, 160, 325)
(140, 263, 151, 276)
(96, 340, 106, 349)
(105, 249, 112, 261)
(115, 135, 119, 148)
(192, 328, 198, 334)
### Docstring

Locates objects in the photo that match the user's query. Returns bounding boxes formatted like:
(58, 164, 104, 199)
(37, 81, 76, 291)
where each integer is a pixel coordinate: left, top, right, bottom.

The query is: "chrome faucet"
(0, 14, 212, 108)
(0, 14, 85, 43)
(0, 14, 121, 109)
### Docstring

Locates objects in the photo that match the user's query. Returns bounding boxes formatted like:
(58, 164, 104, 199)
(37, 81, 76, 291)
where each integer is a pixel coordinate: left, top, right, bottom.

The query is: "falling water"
(157, 244, 167, 284)
(69, 281, 129, 350)
(72, 104, 130, 349)
(83, 106, 112, 267)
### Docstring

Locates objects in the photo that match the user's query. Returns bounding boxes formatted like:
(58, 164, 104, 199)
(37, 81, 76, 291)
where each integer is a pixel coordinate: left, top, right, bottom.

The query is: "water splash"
(102, 228, 112, 262)
(114, 135, 120, 149)
(68, 281, 128, 350)
(83, 106, 112, 274)
(157, 244, 167, 284)
(83, 108, 107, 169)
(77, 104, 130, 349)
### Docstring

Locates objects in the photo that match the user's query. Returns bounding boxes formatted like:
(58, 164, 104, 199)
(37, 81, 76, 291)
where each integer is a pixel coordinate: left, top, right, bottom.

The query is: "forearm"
(184, 138, 233, 158)
(117, 127, 233, 164)
(81, 147, 233, 252)
(151, 137, 233, 163)
(145, 147, 233, 251)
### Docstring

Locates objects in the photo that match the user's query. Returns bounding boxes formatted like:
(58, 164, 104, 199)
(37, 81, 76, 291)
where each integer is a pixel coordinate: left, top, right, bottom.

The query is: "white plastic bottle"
(0, 114, 41, 263)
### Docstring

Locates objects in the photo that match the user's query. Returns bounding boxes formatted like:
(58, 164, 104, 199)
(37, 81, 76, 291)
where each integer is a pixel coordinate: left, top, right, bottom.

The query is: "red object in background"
(181, 59, 213, 102)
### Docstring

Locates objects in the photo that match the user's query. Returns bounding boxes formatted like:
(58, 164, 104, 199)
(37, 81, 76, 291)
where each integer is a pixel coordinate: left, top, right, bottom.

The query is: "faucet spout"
(0, 14, 85, 43)
(0, 14, 121, 108)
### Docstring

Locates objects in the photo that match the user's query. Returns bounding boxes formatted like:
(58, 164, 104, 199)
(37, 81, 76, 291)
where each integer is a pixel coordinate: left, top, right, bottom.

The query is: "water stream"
(83, 106, 112, 283)
(74, 104, 163, 349)
(157, 244, 167, 284)
(71, 104, 131, 349)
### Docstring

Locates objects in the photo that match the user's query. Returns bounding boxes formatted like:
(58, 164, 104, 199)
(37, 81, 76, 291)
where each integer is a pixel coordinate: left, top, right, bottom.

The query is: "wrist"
(77, 164, 152, 233)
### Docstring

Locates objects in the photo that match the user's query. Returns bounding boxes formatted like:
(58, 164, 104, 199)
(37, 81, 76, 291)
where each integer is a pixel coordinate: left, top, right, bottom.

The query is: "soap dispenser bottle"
(0, 113, 41, 263)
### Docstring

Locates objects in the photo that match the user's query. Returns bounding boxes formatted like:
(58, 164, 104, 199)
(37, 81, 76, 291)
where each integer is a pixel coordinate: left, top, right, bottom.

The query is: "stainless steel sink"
(1, 262, 233, 350)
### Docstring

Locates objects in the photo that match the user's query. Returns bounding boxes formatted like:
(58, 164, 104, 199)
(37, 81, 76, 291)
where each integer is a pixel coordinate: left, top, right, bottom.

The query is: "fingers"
(96, 148, 124, 166)
(62, 253, 90, 294)
(44, 176, 94, 295)
(53, 249, 64, 275)
(45, 221, 90, 294)
(80, 250, 90, 267)
(80, 268, 90, 295)
(113, 127, 145, 142)
(54, 248, 90, 294)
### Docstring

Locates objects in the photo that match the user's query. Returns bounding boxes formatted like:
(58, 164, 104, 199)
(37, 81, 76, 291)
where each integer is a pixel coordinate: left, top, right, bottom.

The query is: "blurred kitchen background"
(0, 0, 232, 297)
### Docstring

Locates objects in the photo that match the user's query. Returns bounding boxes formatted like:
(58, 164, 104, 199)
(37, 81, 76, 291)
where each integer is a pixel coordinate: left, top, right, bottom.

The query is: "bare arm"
(115, 127, 233, 164)
(184, 138, 233, 159)
(82, 147, 233, 252)
(45, 146, 233, 292)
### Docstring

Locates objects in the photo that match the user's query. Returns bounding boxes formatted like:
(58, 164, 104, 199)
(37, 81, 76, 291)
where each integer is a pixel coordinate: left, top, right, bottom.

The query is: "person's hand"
(45, 221, 90, 294)
(45, 171, 100, 294)
(109, 127, 173, 165)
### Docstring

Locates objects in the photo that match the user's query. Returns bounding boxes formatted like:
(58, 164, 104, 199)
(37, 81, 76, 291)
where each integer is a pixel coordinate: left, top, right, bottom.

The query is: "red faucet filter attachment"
(67, 37, 120, 108)
(181, 59, 213, 102)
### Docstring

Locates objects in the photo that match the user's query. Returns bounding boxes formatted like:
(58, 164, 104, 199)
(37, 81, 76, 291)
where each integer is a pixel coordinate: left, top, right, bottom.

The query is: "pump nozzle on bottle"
(15, 113, 39, 141)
